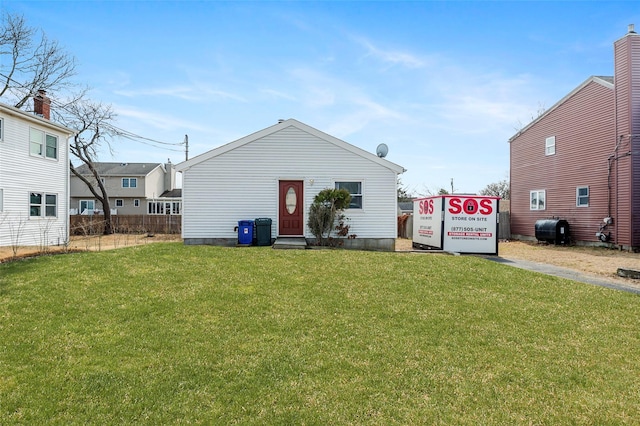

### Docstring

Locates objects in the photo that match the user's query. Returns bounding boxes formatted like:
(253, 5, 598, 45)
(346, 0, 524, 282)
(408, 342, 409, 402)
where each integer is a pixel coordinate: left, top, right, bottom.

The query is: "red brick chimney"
(34, 89, 51, 120)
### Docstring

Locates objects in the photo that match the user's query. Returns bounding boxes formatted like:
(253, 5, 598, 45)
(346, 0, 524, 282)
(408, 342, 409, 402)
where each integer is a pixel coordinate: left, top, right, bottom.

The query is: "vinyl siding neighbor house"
(0, 93, 75, 247)
(176, 119, 405, 251)
(509, 25, 640, 250)
(70, 162, 180, 216)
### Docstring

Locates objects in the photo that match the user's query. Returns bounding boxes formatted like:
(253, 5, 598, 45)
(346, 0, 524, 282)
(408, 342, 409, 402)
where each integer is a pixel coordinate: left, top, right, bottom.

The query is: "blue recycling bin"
(238, 220, 254, 245)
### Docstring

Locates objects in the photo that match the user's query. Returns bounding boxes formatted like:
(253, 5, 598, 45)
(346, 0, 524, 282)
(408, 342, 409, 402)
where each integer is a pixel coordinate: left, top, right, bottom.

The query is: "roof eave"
(508, 76, 614, 143)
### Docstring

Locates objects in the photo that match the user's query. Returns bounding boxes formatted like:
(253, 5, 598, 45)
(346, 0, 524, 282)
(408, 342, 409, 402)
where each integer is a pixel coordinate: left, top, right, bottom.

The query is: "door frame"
(278, 179, 304, 236)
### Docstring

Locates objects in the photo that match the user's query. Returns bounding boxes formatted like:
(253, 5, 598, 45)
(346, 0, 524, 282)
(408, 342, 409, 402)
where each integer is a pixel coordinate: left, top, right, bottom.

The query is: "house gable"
(176, 119, 405, 174)
(510, 76, 615, 244)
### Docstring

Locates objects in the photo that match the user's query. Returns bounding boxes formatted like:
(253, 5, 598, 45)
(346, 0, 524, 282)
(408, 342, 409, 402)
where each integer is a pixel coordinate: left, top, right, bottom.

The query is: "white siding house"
(176, 119, 405, 251)
(0, 100, 75, 247)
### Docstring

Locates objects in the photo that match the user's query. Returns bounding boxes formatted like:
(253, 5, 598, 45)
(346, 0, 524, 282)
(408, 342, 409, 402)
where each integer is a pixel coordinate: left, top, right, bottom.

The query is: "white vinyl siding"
(0, 109, 70, 247)
(180, 126, 399, 240)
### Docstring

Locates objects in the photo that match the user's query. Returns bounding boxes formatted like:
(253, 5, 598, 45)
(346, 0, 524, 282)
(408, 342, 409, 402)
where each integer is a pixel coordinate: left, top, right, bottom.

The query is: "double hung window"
(530, 190, 546, 210)
(335, 181, 363, 209)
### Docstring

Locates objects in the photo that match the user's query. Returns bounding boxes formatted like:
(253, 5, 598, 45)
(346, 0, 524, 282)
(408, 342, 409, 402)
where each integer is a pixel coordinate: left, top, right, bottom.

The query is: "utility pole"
(450, 178, 454, 194)
(184, 134, 189, 161)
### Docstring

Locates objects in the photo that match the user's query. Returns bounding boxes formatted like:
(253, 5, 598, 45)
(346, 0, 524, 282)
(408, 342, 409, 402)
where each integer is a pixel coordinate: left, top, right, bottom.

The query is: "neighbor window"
(29, 128, 58, 159)
(115, 199, 124, 207)
(577, 186, 589, 207)
(530, 190, 546, 210)
(134, 199, 140, 207)
(0, 188, 3, 211)
(79, 200, 95, 214)
(0, 118, 4, 141)
(30, 192, 56, 217)
(335, 181, 363, 209)
(147, 200, 181, 215)
(122, 178, 137, 188)
(545, 136, 556, 156)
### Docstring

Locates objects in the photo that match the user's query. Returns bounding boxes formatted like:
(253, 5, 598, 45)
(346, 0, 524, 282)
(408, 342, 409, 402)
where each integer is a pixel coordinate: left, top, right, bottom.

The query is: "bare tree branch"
(0, 12, 77, 108)
(61, 98, 119, 234)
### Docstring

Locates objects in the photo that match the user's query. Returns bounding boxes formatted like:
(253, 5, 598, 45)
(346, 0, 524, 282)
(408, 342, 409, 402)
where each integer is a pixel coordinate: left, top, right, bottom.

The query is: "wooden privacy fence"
(70, 215, 181, 235)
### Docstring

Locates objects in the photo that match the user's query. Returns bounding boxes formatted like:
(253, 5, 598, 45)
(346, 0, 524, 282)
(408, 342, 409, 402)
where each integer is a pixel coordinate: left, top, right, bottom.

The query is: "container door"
(279, 180, 303, 235)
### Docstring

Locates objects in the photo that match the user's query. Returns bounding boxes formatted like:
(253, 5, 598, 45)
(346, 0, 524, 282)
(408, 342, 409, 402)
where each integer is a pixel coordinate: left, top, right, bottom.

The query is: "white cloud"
(114, 85, 246, 103)
(114, 104, 212, 133)
(353, 36, 431, 69)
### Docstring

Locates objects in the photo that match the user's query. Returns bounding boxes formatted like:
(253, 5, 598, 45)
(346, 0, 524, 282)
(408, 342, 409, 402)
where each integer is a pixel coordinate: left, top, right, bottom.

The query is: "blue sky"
(4, 1, 640, 194)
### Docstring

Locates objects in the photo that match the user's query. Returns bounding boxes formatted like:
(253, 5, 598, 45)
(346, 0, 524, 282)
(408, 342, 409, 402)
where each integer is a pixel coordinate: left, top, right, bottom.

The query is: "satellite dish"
(376, 143, 389, 158)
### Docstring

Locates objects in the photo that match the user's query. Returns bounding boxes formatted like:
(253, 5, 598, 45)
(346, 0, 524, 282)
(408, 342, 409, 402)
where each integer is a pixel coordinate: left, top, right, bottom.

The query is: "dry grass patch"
(0, 234, 181, 263)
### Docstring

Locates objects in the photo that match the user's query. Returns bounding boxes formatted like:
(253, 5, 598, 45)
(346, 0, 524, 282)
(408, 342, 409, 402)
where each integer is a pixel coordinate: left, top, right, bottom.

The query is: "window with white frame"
(29, 128, 58, 159)
(30, 192, 57, 217)
(79, 200, 95, 214)
(545, 136, 556, 156)
(122, 177, 137, 188)
(0, 117, 4, 141)
(134, 199, 140, 207)
(335, 181, 363, 209)
(530, 190, 546, 210)
(115, 199, 124, 207)
(0, 188, 3, 211)
(576, 186, 589, 207)
(147, 200, 181, 215)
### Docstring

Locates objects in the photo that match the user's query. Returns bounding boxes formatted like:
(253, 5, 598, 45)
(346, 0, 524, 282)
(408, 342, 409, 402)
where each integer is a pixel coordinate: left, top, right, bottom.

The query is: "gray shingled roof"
(595, 75, 614, 84)
(74, 162, 162, 176)
(160, 189, 182, 198)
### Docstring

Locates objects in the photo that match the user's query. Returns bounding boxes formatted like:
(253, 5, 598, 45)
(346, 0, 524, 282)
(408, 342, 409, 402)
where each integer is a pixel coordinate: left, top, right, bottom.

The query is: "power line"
(0, 71, 187, 152)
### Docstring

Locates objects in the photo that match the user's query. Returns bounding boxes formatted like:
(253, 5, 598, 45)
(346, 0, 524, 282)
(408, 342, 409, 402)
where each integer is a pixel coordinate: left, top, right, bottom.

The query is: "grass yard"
(1, 243, 639, 424)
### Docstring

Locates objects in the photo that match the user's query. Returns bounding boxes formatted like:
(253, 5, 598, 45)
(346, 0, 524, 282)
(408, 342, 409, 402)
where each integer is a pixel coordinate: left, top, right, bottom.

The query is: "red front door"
(279, 180, 304, 235)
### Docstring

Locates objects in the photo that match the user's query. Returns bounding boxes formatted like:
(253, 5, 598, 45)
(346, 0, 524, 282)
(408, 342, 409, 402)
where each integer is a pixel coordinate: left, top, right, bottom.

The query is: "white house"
(176, 119, 405, 251)
(0, 93, 75, 247)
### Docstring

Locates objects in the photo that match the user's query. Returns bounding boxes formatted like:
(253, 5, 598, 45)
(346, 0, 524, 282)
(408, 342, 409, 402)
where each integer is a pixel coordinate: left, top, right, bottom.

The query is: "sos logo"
(418, 199, 434, 215)
(447, 197, 493, 215)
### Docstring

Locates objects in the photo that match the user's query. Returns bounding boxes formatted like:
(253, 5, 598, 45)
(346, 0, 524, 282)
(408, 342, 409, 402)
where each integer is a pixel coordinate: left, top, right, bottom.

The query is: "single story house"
(176, 119, 405, 251)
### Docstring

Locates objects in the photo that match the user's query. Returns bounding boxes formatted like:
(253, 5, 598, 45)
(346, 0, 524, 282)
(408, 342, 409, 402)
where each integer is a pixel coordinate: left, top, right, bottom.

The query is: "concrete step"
(273, 237, 307, 250)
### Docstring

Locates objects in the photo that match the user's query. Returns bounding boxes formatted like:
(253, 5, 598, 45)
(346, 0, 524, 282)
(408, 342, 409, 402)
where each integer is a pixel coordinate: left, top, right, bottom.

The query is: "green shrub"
(307, 188, 351, 246)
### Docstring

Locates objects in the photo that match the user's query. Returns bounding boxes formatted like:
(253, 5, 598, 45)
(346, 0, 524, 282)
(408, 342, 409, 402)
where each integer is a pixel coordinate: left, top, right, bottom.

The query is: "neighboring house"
(70, 162, 181, 216)
(176, 119, 406, 251)
(509, 25, 640, 249)
(0, 91, 75, 247)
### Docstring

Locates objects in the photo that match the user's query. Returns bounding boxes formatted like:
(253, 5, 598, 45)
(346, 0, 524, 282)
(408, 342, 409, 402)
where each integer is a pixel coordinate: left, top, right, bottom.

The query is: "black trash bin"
(255, 218, 273, 246)
(535, 219, 570, 245)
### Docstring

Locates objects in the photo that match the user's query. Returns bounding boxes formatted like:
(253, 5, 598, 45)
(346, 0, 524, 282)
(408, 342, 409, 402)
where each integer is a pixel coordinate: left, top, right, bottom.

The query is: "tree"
(307, 188, 351, 246)
(397, 178, 413, 202)
(479, 178, 510, 199)
(0, 13, 118, 235)
(62, 98, 119, 234)
(0, 12, 77, 109)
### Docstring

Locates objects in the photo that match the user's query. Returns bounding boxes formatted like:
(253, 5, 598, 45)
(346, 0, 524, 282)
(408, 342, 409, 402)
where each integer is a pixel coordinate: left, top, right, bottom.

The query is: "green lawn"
(1, 243, 639, 424)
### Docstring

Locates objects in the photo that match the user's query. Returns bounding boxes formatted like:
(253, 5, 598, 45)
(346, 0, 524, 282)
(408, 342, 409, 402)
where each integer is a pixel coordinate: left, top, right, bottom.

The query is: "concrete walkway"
(487, 256, 640, 295)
